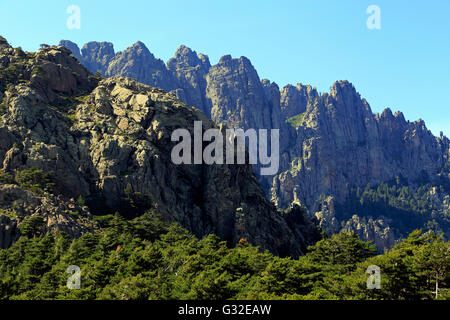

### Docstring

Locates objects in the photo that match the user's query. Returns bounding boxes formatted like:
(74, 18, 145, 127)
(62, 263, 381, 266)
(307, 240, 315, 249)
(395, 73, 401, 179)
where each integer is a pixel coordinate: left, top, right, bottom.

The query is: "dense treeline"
(336, 178, 450, 236)
(0, 211, 448, 300)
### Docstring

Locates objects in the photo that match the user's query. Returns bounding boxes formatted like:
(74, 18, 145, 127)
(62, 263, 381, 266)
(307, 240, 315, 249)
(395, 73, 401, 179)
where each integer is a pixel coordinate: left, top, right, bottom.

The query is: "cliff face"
(0, 39, 320, 256)
(167, 45, 211, 117)
(61, 40, 288, 136)
(273, 81, 449, 246)
(273, 81, 449, 208)
(204, 56, 277, 131)
(58, 39, 450, 249)
(60, 40, 294, 184)
(280, 83, 318, 119)
(59, 40, 115, 75)
(105, 42, 177, 92)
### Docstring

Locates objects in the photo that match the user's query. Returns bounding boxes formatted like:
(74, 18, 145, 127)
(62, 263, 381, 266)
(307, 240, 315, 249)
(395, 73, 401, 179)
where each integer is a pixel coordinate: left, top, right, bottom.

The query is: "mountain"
(273, 81, 449, 247)
(58, 39, 450, 249)
(0, 36, 320, 256)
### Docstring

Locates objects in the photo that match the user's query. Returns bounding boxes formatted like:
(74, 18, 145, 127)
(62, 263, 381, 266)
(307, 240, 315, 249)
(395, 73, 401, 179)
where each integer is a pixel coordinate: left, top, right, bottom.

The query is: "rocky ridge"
(0, 37, 320, 256)
(58, 39, 450, 248)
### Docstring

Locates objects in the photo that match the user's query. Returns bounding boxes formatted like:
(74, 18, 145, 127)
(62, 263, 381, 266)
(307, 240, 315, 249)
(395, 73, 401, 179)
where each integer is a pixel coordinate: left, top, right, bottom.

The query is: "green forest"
(336, 177, 450, 237)
(0, 210, 448, 300)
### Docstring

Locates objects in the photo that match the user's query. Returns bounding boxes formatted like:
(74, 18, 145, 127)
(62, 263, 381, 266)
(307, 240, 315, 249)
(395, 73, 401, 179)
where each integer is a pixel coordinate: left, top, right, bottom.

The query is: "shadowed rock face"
(167, 45, 211, 117)
(82, 41, 115, 75)
(0, 214, 18, 249)
(0, 184, 96, 249)
(59, 40, 82, 60)
(272, 81, 449, 247)
(58, 39, 450, 249)
(0, 39, 320, 256)
(105, 42, 177, 91)
(60, 40, 288, 137)
(280, 83, 318, 119)
(272, 81, 449, 210)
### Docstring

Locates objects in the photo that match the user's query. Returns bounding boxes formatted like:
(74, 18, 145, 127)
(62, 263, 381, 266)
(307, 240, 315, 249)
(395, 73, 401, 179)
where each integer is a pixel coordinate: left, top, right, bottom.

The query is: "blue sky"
(1, 0, 449, 136)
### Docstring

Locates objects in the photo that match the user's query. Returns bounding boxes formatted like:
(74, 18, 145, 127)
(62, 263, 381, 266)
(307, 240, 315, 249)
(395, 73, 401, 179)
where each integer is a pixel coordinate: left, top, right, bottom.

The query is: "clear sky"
(1, 0, 449, 136)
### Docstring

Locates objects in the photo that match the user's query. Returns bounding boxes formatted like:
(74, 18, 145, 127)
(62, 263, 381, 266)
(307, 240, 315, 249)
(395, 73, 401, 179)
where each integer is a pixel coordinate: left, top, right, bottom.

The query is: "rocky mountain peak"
(0, 36, 11, 50)
(0, 42, 97, 105)
(214, 55, 255, 74)
(281, 83, 318, 119)
(377, 108, 410, 136)
(132, 40, 147, 49)
(394, 110, 406, 121)
(383, 107, 395, 116)
(119, 41, 152, 58)
(296, 83, 316, 93)
(168, 45, 211, 72)
(172, 45, 196, 63)
(261, 79, 281, 106)
(54, 38, 449, 251)
(126, 41, 155, 59)
(218, 54, 232, 64)
(0, 38, 321, 254)
(80, 41, 115, 75)
(59, 40, 81, 60)
(197, 53, 210, 67)
(205, 53, 280, 132)
(105, 42, 176, 91)
(329, 80, 362, 107)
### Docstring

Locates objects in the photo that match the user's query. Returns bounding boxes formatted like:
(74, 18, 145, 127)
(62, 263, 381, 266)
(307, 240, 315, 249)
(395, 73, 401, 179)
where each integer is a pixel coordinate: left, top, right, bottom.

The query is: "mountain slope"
(58, 39, 450, 248)
(0, 37, 320, 256)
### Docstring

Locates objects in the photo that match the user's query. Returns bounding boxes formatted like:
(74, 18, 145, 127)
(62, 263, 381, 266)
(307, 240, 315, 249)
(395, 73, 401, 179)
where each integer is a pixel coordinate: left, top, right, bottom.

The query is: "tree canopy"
(0, 210, 448, 300)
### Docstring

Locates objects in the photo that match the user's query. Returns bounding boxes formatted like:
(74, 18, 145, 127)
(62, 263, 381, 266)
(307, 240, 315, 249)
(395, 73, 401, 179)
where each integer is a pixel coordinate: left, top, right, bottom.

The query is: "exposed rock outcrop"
(342, 215, 398, 252)
(281, 83, 318, 119)
(167, 45, 211, 116)
(272, 81, 449, 210)
(0, 39, 320, 255)
(313, 196, 397, 251)
(82, 41, 115, 75)
(57, 39, 450, 250)
(105, 42, 177, 92)
(0, 184, 97, 248)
